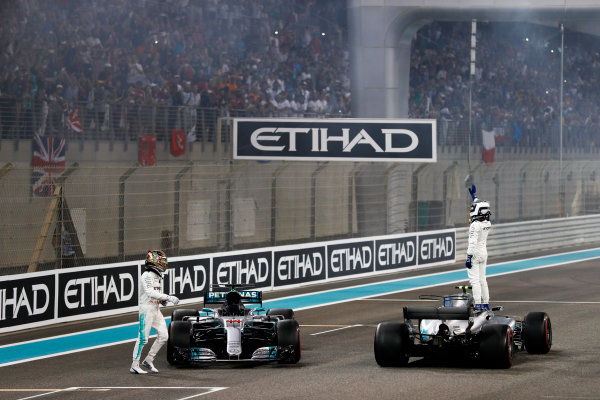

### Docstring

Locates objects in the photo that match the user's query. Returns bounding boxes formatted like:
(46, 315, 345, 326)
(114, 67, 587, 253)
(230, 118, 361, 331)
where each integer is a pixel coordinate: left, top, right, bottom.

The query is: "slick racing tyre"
(277, 319, 301, 364)
(479, 324, 515, 369)
(522, 312, 552, 354)
(374, 322, 411, 367)
(267, 308, 295, 320)
(169, 320, 191, 348)
(166, 324, 177, 365)
(171, 308, 198, 322)
(167, 321, 191, 365)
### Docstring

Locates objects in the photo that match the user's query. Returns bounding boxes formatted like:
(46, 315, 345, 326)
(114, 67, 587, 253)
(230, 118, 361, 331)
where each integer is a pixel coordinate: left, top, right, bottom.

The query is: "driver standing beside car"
(130, 250, 179, 374)
(465, 185, 492, 311)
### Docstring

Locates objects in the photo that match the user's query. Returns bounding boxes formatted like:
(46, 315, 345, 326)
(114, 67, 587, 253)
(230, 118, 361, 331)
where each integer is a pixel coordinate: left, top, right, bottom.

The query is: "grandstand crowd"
(409, 21, 600, 149)
(0, 1, 598, 149)
(0, 0, 350, 140)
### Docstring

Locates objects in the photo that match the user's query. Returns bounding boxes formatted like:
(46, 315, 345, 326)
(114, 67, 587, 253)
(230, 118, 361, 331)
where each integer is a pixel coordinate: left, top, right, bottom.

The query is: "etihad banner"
(418, 230, 456, 266)
(0, 272, 55, 329)
(212, 250, 272, 288)
(327, 239, 375, 278)
(165, 257, 211, 300)
(57, 264, 138, 318)
(0, 229, 454, 332)
(233, 118, 437, 162)
(274, 245, 326, 287)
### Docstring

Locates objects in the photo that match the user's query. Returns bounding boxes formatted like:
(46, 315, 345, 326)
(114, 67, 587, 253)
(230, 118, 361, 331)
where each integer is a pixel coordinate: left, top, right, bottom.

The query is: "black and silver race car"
(374, 286, 552, 368)
(167, 286, 300, 365)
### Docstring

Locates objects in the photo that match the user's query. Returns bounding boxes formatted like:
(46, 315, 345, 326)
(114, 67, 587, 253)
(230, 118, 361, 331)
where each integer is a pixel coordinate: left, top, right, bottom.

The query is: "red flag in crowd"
(139, 135, 157, 166)
(31, 132, 66, 196)
(170, 129, 185, 156)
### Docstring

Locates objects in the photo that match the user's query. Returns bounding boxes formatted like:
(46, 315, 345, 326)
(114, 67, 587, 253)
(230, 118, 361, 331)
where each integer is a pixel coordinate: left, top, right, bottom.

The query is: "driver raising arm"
(130, 250, 179, 374)
(465, 185, 492, 311)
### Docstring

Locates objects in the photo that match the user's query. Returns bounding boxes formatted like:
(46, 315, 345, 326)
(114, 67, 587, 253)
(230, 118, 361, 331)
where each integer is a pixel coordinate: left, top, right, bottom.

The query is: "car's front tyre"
(277, 319, 301, 364)
(167, 320, 191, 365)
(171, 308, 198, 322)
(267, 308, 295, 320)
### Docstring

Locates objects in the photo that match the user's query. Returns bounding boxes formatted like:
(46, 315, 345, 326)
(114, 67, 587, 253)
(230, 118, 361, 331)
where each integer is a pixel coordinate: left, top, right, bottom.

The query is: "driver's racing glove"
(465, 254, 473, 269)
(166, 295, 180, 305)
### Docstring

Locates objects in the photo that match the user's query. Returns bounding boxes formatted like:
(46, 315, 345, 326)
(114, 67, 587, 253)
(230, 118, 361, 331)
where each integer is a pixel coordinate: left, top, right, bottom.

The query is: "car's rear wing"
(204, 290, 263, 306)
(403, 306, 471, 321)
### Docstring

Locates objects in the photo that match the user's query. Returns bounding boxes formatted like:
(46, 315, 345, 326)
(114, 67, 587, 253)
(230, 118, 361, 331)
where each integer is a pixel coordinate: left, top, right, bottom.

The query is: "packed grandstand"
(0, 0, 598, 149)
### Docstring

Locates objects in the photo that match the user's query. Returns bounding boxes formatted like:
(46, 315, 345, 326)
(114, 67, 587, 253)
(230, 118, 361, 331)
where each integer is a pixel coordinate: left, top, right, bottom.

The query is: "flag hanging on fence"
(186, 125, 197, 143)
(139, 134, 157, 166)
(171, 129, 185, 156)
(482, 127, 495, 164)
(31, 132, 66, 196)
(63, 103, 83, 133)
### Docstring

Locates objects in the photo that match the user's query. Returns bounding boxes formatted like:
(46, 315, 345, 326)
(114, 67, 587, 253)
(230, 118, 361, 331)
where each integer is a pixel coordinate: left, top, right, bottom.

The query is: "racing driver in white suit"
(130, 250, 179, 374)
(466, 185, 492, 311)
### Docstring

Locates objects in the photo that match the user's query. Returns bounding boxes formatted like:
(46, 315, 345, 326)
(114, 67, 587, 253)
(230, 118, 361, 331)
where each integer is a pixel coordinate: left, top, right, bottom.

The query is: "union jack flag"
(31, 132, 66, 196)
(63, 103, 83, 133)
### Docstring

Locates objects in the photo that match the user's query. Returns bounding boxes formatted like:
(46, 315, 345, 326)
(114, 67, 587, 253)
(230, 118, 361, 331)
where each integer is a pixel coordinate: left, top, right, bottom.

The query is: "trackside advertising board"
(233, 118, 437, 162)
(0, 229, 454, 332)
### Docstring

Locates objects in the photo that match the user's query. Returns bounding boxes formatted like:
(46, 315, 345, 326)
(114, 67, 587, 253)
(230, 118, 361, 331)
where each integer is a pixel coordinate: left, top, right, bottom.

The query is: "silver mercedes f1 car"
(374, 286, 552, 368)
(167, 286, 300, 365)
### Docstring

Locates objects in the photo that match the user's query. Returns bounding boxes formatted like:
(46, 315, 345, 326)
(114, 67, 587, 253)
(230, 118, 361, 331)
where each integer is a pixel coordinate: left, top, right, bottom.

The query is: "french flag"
(482, 128, 495, 164)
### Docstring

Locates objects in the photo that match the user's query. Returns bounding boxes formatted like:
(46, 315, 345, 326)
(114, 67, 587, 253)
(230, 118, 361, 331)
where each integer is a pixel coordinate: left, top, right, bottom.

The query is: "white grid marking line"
(16, 387, 77, 400)
(356, 299, 600, 304)
(310, 324, 363, 336)
(15, 387, 228, 400)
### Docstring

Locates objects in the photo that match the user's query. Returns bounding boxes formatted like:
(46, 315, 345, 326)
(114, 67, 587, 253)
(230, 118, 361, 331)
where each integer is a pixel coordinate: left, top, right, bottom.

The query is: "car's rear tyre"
(479, 324, 515, 369)
(171, 308, 197, 322)
(374, 322, 411, 367)
(522, 312, 552, 354)
(267, 308, 295, 320)
(277, 319, 301, 364)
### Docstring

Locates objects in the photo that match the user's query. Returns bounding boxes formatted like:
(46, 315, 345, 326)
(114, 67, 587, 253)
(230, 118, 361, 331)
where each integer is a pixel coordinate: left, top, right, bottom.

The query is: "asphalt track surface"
(1, 251, 600, 400)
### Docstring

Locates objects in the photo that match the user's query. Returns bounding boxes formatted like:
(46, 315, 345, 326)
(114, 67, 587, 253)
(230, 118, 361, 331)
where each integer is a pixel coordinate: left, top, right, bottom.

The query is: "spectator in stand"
(0, 0, 352, 140)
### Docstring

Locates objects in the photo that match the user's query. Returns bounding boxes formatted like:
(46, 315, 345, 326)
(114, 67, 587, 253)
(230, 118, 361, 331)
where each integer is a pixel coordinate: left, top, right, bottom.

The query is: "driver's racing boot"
(130, 361, 147, 374)
(142, 359, 159, 373)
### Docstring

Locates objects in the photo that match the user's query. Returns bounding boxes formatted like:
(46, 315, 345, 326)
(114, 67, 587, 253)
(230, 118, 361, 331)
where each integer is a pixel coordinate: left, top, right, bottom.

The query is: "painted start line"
(1, 248, 599, 368)
(1, 386, 227, 400)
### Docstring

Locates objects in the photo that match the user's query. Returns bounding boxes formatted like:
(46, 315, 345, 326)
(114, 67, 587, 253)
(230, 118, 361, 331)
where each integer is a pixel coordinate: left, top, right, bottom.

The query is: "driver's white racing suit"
(466, 218, 491, 305)
(131, 269, 176, 373)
